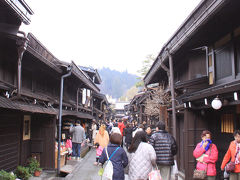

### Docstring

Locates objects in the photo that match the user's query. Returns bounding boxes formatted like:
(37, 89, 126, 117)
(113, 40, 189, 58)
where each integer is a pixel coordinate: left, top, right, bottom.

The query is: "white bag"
(171, 160, 178, 177)
(102, 147, 119, 180)
(102, 159, 114, 180)
(148, 166, 162, 180)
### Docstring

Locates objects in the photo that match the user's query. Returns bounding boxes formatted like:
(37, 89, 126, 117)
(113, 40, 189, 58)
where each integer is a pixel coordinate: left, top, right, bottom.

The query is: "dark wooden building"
(0, 1, 104, 171)
(79, 66, 110, 123)
(144, 0, 240, 179)
(128, 92, 147, 124)
(92, 92, 109, 122)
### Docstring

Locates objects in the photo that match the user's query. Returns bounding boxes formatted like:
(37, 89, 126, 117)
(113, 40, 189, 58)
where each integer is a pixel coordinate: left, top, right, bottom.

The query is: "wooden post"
(168, 52, 177, 139)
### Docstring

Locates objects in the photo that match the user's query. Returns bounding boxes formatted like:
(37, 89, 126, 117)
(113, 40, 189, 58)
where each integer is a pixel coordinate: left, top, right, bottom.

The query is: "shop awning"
(62, 110, 93, 120)
(0, 96, 57, 115)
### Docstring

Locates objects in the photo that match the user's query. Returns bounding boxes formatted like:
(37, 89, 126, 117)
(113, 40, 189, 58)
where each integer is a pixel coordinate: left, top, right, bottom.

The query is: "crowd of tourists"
(68, 118, 240, 180)
(90, 118, 177, 180)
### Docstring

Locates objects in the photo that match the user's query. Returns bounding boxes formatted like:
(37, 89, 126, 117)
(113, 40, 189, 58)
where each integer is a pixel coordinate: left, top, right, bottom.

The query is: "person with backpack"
(99, 133, 128, 180)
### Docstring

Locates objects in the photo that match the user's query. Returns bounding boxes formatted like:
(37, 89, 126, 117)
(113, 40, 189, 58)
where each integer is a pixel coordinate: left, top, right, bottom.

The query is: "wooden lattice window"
(221, 114, 234, 133)
(23, 115, 31, 140)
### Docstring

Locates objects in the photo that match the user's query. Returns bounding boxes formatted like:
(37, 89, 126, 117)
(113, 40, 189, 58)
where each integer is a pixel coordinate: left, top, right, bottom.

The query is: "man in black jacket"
(150, 121, 177, 180)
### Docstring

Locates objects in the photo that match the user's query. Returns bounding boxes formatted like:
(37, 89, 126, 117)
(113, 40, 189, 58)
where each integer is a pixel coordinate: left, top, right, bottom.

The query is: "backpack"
(102, 147, 120, 180)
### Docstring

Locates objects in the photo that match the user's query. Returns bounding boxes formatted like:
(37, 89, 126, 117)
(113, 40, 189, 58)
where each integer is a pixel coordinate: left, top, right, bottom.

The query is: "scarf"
(235, 143, 240, 164)
(200, 139, 212, 151)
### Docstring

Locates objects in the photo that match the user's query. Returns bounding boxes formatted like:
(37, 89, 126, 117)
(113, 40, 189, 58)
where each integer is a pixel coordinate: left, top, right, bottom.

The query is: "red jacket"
(221, 141, 240, 172)
(118, 122, 125, 136)
(193, 143, 218, 176)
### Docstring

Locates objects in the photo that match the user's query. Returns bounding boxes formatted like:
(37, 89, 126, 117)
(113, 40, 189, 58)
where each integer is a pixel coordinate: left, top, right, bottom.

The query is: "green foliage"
(28, 158, 41, 175)
(15, 166, 31, 180)
(0, 170, 16, 180)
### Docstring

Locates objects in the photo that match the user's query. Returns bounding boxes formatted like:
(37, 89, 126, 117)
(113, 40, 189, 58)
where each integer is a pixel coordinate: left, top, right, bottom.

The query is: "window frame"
(214, 41, 235, 84)
(23, 115, 31, 140)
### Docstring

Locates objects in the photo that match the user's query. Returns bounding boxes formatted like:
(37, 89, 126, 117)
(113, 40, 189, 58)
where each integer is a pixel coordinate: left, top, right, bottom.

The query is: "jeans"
(72, 143, 81, 157)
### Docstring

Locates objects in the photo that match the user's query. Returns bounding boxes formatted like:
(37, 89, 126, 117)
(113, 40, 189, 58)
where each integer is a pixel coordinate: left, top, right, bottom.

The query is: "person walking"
(69, 120, 85, 160)
(193, 130, 218, 179)
(221, 130, 240, 179)
(93, 143, 103, 166)
(99, 133, 128, 180)
(145, 126, 152, 143)
(118, 119, 126, 137)
(124, 123, 133, 149)
(132, 124, 144, 138)
(128, 131, 156, 180)
(149, 121, 177, 180)
(94, 124, 109, 148)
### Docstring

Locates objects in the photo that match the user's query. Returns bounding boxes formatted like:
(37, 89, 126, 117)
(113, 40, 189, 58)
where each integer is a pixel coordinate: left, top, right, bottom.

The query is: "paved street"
(66, 149, 129, 180)
(66, 149, 101, 180)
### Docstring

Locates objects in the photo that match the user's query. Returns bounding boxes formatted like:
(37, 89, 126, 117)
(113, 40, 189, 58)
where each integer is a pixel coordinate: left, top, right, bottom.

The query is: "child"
(65, 135, 72, 160)
(94, 143, 103, 165)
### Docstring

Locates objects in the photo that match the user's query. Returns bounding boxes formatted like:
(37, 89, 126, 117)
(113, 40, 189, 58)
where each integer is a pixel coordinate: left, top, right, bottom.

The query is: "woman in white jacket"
(128, 131, 156, 180)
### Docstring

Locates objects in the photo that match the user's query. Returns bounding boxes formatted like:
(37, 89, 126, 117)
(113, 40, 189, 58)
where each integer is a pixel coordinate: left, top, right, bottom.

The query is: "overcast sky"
(21, 0, 201, 75)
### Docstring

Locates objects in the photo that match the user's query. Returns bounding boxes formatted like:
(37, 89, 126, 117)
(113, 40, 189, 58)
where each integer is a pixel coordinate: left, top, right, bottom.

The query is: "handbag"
(148, 166, 162, 180)
(225, 143, 240, 173)
(225, 161, 235, 173)
(193, 169, 207, 179)
(193, 145, 212, 179)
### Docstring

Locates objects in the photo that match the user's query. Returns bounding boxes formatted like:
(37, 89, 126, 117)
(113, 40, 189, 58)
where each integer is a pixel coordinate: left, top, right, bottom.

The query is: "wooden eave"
(95, 69, 102, 84)
(181, 79, 240, 102)
(175, 76, 208, 89)
(71, 62, 100, 93)
(144, 0, 227, 85)
(26, 33, 62, 73)
(130, 92, 145, 105)
(79, 66, 102, 84)
(20, 89, 58, 103)
(3, 0, 33, 25)
(93, 92, 108, 104)
(62, 110, 93, 120)
(0, 96, 57, 115)
(0, 80, 16, 91)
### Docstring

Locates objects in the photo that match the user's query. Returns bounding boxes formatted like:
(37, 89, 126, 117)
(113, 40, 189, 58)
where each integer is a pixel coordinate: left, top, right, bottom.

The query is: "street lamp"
(211, 97, 222, 110)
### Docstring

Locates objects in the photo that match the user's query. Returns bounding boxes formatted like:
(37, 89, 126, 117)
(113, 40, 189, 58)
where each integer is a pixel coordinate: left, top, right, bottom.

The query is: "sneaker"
(93, 162, 98, 166)
(77, 157, 81, 160)
(98, 163, 102, 166)
(72, 157, 75, 160)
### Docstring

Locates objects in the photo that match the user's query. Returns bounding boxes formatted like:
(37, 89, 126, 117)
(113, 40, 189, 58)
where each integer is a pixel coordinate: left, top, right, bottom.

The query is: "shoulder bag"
(100, 147, 120, 180)
(226, 145, 239, 173)
(193, 145, 212, 179)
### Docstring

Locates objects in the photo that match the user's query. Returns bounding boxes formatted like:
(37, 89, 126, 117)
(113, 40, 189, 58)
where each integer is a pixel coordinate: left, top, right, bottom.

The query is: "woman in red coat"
(221, 130, 240, 179)
(193, 130, 218, 179)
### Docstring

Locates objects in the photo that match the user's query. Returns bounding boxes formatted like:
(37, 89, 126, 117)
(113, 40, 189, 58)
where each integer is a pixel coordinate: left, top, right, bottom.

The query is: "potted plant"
(0, 170, 16, 180)
(28, 157, 42, 177)
(15, 166, 31, 180)
(33, 167, 42, 177)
